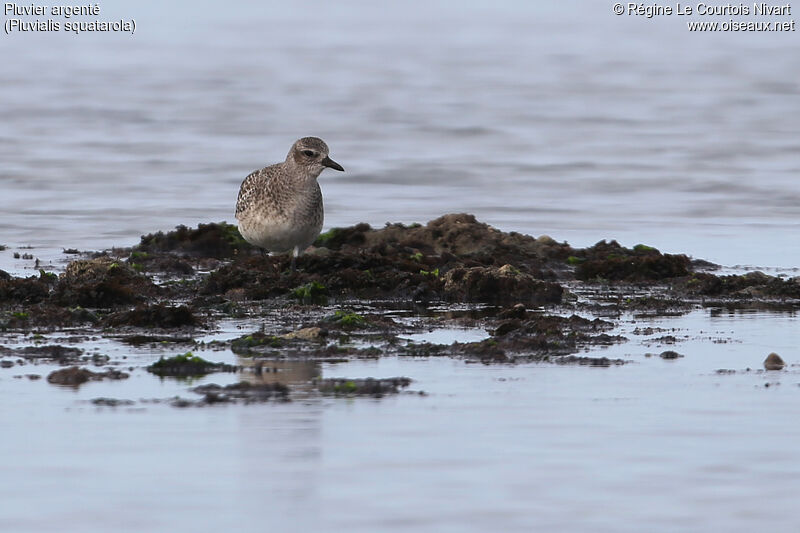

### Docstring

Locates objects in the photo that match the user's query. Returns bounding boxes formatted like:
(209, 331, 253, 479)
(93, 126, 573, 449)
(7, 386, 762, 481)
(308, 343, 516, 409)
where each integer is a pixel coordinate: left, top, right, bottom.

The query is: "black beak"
(322, 156, 344, 172)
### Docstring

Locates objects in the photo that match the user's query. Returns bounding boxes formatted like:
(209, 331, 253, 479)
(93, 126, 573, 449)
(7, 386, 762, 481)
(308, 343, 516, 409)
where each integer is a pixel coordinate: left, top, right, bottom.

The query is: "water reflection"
(237, 357, 321, 390)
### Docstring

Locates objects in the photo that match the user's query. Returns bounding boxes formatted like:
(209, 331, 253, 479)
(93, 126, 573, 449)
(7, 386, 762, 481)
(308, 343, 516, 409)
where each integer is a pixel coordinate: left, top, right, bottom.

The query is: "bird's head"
(288, 137, 344, 176)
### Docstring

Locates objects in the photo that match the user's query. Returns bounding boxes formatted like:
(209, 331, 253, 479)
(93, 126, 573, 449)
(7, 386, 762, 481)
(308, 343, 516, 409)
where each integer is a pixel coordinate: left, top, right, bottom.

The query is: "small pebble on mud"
(764, 352, 785, 371)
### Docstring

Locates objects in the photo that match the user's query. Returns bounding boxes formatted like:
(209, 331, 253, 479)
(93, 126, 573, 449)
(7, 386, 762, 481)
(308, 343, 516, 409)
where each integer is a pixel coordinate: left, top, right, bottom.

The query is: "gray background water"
(1, 1, 798, 270)
(2, 2, 800, 532)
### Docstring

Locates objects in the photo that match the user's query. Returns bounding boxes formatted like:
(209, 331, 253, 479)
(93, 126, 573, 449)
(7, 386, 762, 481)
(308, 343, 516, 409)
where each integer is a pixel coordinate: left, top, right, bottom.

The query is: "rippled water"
(2, 1, 800, 532)
(2, 1, 799, 270)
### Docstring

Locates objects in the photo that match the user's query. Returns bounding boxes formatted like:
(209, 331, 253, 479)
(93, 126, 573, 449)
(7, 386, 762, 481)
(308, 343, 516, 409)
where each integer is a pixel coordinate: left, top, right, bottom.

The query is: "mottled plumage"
(235, 137, 344, 267)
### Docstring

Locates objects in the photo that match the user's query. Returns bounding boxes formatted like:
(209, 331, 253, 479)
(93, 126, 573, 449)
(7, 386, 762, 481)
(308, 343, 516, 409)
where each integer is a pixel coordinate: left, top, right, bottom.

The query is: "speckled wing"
(235, 164, 279, 219)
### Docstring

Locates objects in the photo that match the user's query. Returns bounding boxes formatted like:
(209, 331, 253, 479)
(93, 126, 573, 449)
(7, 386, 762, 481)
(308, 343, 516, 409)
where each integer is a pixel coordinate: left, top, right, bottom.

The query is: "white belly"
(238, 213, 321, 254)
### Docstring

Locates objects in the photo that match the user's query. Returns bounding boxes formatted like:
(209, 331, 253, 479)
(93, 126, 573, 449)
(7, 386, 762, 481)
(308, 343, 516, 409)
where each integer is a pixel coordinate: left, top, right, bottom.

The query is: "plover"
(235, 137, 344, 270)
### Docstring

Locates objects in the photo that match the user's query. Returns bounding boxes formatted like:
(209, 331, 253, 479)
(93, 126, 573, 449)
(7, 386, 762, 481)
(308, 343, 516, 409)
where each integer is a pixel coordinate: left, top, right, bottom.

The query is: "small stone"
(659, 350, 683, 360)
(282, 327, 326, 341)
(47, 366, 129, 386)
(498, 264, 520, 276)
(764, 352, 785, 371)
(493, 319, 522, 337)
(47, 366, 93, 386)
(497, 303, 527, 320)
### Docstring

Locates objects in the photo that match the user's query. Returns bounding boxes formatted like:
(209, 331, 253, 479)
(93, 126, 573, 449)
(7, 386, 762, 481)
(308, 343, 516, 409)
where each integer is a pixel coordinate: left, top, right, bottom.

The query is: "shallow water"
(2, 308, 800, 532)
(2, 1, 800, 532)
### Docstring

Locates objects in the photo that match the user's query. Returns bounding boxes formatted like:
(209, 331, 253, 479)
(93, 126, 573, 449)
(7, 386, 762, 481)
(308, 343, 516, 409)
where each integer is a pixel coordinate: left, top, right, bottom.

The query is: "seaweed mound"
(103, 303, 200, 328)
(686, 272, 800, 298)
(137, 222, 254, 259)
(318, 213, 570, 273)
(0, 271, 56, 304)
(574, 241, 691, 282)
(54, 257, 159, 307)
(443, 265, 563, 304)
(147, 353, 236, 377)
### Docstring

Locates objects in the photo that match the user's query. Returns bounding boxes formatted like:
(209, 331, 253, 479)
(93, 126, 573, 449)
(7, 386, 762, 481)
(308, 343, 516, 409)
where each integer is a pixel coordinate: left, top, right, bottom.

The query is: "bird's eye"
(302, 150, 316, 157)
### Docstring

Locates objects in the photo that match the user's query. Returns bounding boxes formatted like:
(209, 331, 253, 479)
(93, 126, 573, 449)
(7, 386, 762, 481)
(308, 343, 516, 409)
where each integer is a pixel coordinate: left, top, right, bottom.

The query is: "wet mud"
(47, 366, 129, 386)
(2, 213, 798, 405)
(313, 377, 413, 397)
(178, 382, 290, 406)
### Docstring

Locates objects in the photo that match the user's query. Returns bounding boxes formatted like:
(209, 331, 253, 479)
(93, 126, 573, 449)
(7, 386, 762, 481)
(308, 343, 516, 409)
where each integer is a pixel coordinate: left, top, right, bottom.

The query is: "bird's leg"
(290, 246, 299, 273)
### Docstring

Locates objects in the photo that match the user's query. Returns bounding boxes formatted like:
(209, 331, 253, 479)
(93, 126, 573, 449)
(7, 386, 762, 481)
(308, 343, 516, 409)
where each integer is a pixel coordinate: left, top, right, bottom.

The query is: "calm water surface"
(2, 309, 800, 532)
(1, 1, 799, 270)
(2, 1, 800, 531)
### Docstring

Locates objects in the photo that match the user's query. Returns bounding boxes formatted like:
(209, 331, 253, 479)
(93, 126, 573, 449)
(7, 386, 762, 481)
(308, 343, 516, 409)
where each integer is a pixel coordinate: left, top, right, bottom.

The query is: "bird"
(235, 137, 344, 271)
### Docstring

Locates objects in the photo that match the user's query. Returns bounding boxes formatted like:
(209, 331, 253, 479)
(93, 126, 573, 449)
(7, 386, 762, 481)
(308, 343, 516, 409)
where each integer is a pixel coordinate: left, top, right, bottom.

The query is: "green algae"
(290, 281, 328, 302)
(633, 244, 657, 253)
(325, 310, 368, 328)
(335, 380, 358, 393)
(136, 222, 253, 259)
(313, 227, 344, 247)
(419, 268, 440, 278)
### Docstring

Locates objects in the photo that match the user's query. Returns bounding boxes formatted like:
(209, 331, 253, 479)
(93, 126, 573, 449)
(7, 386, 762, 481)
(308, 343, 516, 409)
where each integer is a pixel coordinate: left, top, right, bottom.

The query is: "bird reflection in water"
(237, 357, 320, 392)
